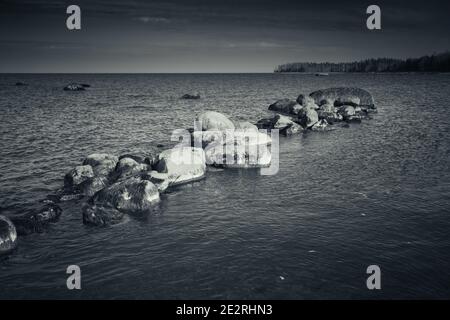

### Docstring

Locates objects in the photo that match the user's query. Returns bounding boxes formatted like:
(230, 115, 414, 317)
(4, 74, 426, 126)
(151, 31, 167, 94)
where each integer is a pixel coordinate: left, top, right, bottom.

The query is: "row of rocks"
(264, 87, 377, 133)
(0, 87, 376, 257)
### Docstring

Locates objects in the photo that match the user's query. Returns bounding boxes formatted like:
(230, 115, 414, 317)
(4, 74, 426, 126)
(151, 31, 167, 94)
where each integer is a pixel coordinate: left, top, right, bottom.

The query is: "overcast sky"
(0, 0, 449, 72)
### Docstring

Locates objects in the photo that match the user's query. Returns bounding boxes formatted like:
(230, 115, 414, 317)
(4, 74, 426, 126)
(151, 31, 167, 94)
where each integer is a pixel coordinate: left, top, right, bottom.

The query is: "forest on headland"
(274, 52, 450, 73)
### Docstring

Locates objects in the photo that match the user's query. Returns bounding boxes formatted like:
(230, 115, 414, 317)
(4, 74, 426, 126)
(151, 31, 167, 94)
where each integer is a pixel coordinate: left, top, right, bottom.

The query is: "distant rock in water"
(0, 215, 17, 256)
(256, 114, 303, 136)
(309, 87, 376, 109)
(15, 82, 28, 86)
(181, 93, 201, 99)
(10, 204, 62, 235)
(80, 83, 91, 88)
(63, 83, 86, 91)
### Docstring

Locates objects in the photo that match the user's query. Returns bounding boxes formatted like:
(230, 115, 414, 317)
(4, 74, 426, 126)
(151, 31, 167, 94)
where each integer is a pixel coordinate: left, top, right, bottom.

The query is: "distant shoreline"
(275, 52, 450, 73)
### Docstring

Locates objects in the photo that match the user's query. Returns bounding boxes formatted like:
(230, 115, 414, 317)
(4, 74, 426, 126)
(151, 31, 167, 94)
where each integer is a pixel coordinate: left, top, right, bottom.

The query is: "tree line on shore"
(274, 52, 450, 73)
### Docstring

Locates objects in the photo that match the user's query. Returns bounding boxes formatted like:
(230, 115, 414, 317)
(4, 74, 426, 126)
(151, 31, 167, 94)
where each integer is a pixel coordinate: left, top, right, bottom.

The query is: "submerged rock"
(83, 177, 160, 226)
(0, 215, 17, 256)
(268, 99, 302, 115)
(196, 111, 235, 131)
(309, 87, 376, 109)
(154, 147, 206, 186)
(10, 204, 62, 235)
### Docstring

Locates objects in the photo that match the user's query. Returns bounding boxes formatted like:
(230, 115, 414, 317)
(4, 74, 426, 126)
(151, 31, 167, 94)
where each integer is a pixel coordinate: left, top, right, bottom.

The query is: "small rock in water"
(279, 276, 285, 280)
(0, 215, 18, 257)
(63, 83, 86, 91)
(181, 93, 201, 99)
(10, 204, 62, 235)
(15, 82, 28, 86)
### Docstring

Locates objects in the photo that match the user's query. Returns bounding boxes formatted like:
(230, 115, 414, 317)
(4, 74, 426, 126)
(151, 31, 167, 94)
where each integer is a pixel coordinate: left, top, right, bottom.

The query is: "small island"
(275, 51, 450, 73)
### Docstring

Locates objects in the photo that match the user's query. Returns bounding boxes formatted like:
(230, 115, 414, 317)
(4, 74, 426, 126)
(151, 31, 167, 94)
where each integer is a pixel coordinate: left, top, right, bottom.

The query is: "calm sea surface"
(1, 73, 450, 299)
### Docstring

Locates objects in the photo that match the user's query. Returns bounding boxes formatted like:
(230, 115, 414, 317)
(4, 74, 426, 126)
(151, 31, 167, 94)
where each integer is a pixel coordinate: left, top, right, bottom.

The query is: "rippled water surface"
(1, 73, 450, 299)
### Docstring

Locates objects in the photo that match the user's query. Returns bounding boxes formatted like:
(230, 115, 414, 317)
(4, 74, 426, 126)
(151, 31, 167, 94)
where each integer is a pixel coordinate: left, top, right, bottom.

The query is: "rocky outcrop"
(10, 204, 62, 235)
(309, 87, 376, 110)
(0, 215, 17, 256)
(268, 99, 302, 115)
(196, 111, 235, 131)
(83, 177, 160, 226)
(154, 147, 206, 186)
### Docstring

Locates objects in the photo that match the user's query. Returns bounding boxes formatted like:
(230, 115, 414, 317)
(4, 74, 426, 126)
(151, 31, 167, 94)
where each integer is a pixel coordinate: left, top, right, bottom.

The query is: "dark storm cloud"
(0, 0, 449, 72)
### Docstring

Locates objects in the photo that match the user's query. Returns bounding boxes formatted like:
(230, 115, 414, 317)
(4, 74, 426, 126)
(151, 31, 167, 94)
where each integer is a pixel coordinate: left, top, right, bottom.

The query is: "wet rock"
(118, 154, 145, 164)
(83, 177, 160, 226)
(256, 114, 303, 135)
(154, 147, 206, 186)
(311, 119, 331, 131)
(298, 106, 319, 128)
(235, 121, 259, 132)
(63, 83, 86, 91)
(141, 171, 170, 193)
(309, 87, 376, 110)
(111, 157, 150, 182)
(64, 165, 95, 189)
(338, 105, 356, 120)
(296, 94, 316, 106)
(15, 82, 28, 86)
(80, 83, 91, 88)
(335, 96, 361, 107)
(0, 215, 17, 256)
(196, 111, 235, 131)
(205, 131, 272, 168)
(318, 103, 343, 123)
(79, 176, 109, 197)
(83, 153, 118, 177)
(181, 93, 201, 99)
(10, 204, 62, 235)
(268, 99, 302, 115)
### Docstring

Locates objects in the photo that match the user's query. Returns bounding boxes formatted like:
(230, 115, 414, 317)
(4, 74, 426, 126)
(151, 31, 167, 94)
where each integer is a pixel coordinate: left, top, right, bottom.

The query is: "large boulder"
(196, 111, 235, 131)
(79, 176, 109, 197)
(268, 99, 302, 115)
(205, 131, 272, 168)
(83, 177, 160, 226)
(298, 106, 319, 128)
(64, 165, 95, 189)
(235, 122, 259, 132)
(83, 153, 118, 177)
(111, 157, 150, 182)
(10, 204, 62, 235)
(309, 87, 376, 109)
(154, 147, 206, 186)
(0, 215, 17, 256)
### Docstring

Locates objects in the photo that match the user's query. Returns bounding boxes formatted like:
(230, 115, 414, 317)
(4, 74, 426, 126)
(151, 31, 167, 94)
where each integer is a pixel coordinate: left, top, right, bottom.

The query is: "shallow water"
(1, 73, 450, 299)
